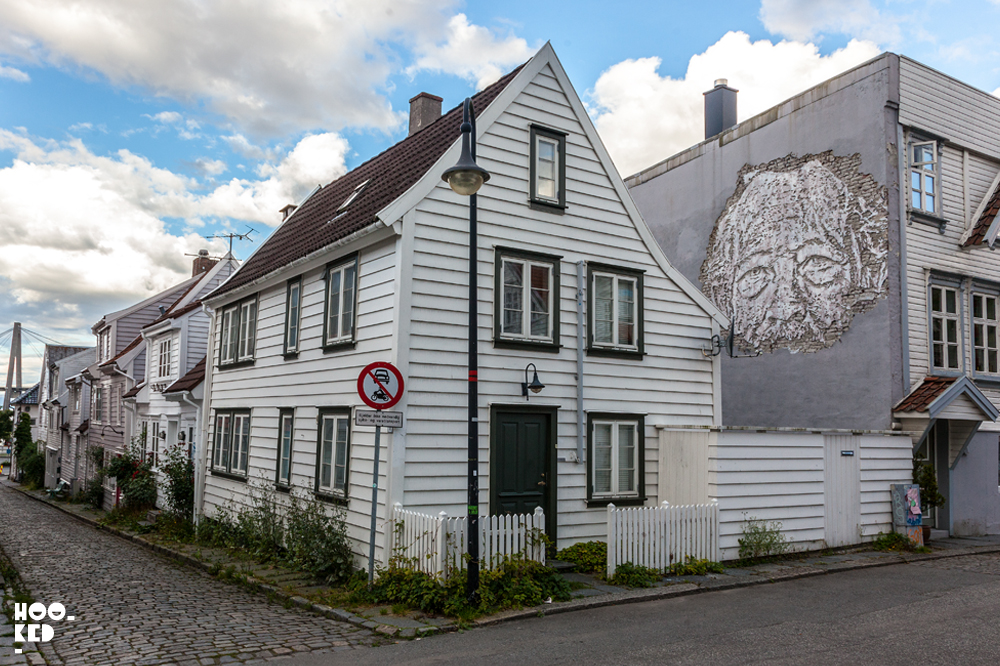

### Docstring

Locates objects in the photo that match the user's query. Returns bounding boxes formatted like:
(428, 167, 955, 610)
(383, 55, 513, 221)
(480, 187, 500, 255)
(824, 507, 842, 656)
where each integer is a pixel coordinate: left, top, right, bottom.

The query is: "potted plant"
(913, 460, 946, 542)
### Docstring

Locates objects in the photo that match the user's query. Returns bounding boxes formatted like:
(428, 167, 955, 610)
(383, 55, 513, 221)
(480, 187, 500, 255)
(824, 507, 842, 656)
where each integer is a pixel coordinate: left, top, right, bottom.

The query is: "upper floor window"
(910, 141, 938, 215)
(324, 256, 357, 349)
(588, 263, 644, 357)
(972, 292, 998, 375)
(93, 386, 103, 423)
(284, 279, 302, 356)
(212, 409, 250, 477)
(73, 387, 80, 412)
(157, 339, 172, 379)
(316, 408, 350, 498)
(494, 248, 561, 350)
(219, 296, 257, 367)
(530, 125, 566, 210)
(588, 414, 644, 504)
(931, 284, 960, 370)
(99, 329, 111, 361)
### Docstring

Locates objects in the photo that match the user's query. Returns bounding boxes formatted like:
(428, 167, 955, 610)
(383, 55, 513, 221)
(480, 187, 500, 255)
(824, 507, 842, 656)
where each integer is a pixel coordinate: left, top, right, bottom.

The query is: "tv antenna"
(204, 227, 256, 255)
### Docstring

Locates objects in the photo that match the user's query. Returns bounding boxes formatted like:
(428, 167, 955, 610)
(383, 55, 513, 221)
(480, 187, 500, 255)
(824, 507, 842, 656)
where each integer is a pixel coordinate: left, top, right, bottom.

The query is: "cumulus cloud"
(0, 64, 28, 81)
(760, 0, 901, 45)
(148, 111, 183, 124)
(589, 32, 881, 177)
(0, 0, 533, 137)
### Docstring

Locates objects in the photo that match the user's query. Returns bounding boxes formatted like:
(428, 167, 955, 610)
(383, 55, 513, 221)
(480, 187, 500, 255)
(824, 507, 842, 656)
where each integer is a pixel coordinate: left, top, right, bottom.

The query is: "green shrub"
(82, 476, 104, 509)
(106, 441, 156, 511)
(668, 556, 725, 576)
(17, 440, 45, 489)
(556, 540, 607, 574)
(284, 491, 353, 584)
(160, 443, 194, 520)
(738, 515, 789, 562)
(872, 531, 930, 553)
(607, 562, 659, 588)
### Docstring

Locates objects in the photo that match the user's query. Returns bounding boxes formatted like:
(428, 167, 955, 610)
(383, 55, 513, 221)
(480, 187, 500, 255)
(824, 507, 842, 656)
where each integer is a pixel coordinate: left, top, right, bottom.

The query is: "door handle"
(537, 481, 546, 486)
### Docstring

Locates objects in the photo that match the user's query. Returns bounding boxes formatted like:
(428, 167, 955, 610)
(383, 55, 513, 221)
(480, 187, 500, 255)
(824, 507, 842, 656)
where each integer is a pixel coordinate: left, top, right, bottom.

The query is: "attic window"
(337, 180, 370, 212)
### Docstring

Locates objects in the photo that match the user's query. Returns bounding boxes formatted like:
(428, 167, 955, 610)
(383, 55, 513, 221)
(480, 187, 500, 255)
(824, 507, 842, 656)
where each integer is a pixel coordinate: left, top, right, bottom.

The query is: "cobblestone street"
(0, 485, 377, 665)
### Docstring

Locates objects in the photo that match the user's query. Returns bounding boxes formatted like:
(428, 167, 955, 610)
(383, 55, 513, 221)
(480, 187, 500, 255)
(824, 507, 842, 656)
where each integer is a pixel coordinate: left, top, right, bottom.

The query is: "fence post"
(607, 503, 616, 578)
(711, 498, 720, 562)
(533, 506, 545, 564)
(384, 502, 402, 566)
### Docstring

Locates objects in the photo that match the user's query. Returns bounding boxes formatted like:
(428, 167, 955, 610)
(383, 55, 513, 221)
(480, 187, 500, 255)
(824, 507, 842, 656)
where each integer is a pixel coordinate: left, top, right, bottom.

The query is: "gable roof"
(100, 334, 143, 368)
(163, 356, 206, 394)
(894, 375, 999, 421)
(963, 176, 1000, 248)
(207, 65, 524, 301)
(11, 383, 40, 405)
(94, 272, 203, 332)
(143, 299, 203, 331)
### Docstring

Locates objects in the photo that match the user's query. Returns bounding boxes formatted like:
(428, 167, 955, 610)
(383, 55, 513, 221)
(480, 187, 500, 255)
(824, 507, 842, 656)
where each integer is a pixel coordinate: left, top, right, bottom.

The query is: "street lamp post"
(442, 98, 490, 601)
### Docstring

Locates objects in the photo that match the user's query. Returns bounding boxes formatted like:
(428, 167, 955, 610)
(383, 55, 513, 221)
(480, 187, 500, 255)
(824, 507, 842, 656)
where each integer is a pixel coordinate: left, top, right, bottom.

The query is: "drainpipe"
(195, 303, 217, 524)
(576, 261, 585, 465)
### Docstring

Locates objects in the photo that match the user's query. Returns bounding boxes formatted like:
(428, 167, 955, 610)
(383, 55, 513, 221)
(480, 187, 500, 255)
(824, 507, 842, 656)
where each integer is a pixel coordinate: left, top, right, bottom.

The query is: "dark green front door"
(491, 408, 554, 540)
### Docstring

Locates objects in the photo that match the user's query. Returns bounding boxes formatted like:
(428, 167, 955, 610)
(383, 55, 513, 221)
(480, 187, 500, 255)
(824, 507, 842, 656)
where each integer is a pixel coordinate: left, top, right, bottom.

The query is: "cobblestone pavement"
(0, 485, 377, 665)
(911, 551, 1000, 576)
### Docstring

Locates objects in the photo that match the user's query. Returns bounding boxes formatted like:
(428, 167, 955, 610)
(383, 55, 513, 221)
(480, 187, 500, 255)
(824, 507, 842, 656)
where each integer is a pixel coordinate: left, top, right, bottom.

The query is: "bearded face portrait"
(700, 153, 888, 354)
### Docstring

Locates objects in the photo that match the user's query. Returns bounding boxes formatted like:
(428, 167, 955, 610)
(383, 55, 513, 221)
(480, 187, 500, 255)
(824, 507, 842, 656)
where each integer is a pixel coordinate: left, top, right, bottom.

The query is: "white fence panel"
(385, 504, 545, 578)
(607, 500, 720, 577)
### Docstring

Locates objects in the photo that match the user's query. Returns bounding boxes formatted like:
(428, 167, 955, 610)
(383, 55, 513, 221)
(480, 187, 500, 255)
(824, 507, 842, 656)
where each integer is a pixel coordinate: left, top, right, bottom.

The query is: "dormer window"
(337, 180, 370, 212)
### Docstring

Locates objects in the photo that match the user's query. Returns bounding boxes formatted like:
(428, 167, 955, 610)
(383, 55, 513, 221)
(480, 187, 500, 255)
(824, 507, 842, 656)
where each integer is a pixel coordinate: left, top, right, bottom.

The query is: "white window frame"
(212, 410, 250, 476)
(535, 135, 560, 204)
(93, 386, 103, 423)
(972, 292, 999, 375)
(910, 140, 938, 216)
(284, 279, 302, 354)
(219, 296, 257, 367)
(277, 410, 294, 487)
(324, 259, 357, 347)
(591, 270, 639, 351)
(931, 284, 961, 371)
(158, 339, 172, 379)
(500, 256, 555, 342)
(590, 418, 641, 501)
(316, 411, 350, 497)
(238, 300, 256, 361)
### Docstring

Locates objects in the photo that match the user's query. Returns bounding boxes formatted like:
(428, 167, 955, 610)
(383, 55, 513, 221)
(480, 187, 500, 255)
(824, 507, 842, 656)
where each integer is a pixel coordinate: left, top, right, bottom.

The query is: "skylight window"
(337, 179, 370, 212)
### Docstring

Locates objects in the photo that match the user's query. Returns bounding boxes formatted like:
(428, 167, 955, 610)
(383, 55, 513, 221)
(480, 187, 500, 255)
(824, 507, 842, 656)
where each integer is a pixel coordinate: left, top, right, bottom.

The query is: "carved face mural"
(700, 152, 888, 354)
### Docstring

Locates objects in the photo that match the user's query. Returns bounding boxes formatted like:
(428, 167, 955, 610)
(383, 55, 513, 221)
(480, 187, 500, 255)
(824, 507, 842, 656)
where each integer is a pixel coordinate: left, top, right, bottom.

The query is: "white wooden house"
(198, 43, 725, 562)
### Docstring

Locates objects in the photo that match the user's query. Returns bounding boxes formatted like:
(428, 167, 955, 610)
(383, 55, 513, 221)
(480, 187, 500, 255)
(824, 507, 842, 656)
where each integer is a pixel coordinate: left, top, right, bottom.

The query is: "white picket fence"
(607, 500, 720, 577)
(384, 503, 546, 578)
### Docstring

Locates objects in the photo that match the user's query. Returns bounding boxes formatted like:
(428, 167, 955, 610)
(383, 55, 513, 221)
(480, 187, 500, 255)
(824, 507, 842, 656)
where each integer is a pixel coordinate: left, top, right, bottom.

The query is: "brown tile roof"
(964, 180, 1000, 247)
(163, 356, 206, 394)
(122, 383, 143, 399)
(894, 376, 957, 412)
(143, 299, 203, 330)
(100, 334, 143, 368)
(76, 418, 90, 434)
(208, 64, 525, 300)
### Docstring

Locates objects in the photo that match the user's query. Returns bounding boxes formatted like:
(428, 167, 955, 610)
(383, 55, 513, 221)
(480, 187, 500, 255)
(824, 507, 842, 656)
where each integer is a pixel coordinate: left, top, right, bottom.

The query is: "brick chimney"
(192, 249, 217, 276)
(408, 92, 443, 136)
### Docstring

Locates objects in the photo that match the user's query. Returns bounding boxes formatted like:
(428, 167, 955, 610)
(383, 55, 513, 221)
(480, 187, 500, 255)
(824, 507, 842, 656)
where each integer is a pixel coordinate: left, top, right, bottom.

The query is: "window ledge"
(322, 340, 356, 354)
(210, 470, 248, 483)
(493, 338, 561, 353)
(274, 484, 292, 494)
(972, 375, 1000, 388)
(218, 359, 255, 371)
(530, 200, 566, 215)
(587, 347, 643, 360)
(282, 351, 299, 360)
(909, 210, 949, 234)
(586, 497, 646, 508)
(313, 492, 348, 506)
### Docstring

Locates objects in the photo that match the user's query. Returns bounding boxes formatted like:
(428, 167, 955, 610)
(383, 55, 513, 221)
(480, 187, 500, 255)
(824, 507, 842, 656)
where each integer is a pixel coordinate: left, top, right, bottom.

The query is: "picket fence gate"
(385, 503, 546, 578)
(607, 500, 720, 577)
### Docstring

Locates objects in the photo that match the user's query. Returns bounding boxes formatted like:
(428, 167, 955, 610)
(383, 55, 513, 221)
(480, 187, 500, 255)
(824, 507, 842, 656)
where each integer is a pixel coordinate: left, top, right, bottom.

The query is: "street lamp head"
(442, 100, 490, 196)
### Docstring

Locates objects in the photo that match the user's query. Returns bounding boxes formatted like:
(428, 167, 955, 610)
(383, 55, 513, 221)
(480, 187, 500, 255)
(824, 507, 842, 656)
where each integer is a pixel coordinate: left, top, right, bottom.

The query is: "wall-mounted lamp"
(521, 363, 545, 400)
(159, 430, 167, 440)
(178, 431, 186, 441)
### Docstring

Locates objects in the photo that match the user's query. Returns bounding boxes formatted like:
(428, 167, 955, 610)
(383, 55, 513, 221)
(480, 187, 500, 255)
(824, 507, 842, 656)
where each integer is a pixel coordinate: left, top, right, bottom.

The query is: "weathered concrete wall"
(629, 55, 903, 430)
(950, 430, 1000, 536)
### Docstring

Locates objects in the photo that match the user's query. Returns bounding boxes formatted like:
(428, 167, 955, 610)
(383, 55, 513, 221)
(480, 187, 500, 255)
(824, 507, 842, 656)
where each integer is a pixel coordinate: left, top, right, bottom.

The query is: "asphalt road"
(272, 552, 1000, 666)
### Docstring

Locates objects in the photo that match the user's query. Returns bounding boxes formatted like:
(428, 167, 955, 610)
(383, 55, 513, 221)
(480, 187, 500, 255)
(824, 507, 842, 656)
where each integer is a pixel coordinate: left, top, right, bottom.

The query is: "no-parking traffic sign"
(357, 361, 404, 410)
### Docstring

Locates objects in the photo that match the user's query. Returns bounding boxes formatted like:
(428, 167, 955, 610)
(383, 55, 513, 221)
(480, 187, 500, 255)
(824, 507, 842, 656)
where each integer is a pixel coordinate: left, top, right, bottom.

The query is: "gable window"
(910, 140, 938, 215)
(316, 408, 350, 498)
(494, 248, 561, 350)
(931, 283, 961, 370)
(93, 386, 103, 423)
(277, 409, 294, 487)
(587, 414, 644, 505)
(158, 339, 172, 379)
(284, 279, 302, 356)
(219, 296, 258, 368)
(323, 256, 358, 350)
(529, 125, 567, 211)
(212, 409, 250, 478)
(73, 387, 80, 412)
(972, 291, 999, 375)
(588, 263, 644, 357)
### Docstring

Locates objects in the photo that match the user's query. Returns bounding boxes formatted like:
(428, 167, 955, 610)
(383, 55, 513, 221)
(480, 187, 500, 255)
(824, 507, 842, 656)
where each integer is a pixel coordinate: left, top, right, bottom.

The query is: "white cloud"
(194, 157, 227, 177)
(0, 64, 28, 81)
(589, 32, 882, 177)
(148, 111, 183, 124)
(760, 0, 900, 45)
(407, 13, 534, 90)
(0, 0, 532, 137)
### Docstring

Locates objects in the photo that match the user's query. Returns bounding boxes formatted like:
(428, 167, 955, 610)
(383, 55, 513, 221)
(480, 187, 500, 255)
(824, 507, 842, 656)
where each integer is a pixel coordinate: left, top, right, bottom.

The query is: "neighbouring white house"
(198, 43, 727, 565)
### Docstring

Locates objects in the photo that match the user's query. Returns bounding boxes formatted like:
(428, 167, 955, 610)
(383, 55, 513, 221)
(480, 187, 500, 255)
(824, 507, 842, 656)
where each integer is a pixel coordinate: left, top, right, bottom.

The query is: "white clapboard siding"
(606, 501, 720, 576)
(400, 62, 717, 549)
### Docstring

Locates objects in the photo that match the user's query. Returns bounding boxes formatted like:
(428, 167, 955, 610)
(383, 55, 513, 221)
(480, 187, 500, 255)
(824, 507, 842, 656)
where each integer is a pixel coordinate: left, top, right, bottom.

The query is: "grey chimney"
(703, 78, 738, 140)
(408, 92, 443, 136)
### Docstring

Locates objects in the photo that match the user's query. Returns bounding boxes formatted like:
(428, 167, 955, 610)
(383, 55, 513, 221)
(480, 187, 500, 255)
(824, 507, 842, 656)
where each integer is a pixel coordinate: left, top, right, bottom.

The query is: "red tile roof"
(163, 356, 206, 394)
(208, 65, 524, 300)
(964, 180, 1000, 247)
(894, 376, 957, 412)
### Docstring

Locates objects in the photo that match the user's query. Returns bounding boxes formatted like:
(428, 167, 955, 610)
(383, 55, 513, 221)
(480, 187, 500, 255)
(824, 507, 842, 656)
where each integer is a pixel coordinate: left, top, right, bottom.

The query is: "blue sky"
(2, 0, 1000, 386)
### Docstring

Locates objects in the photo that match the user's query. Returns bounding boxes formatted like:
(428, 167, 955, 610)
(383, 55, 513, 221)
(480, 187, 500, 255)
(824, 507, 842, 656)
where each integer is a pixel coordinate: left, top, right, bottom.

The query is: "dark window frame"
(210, 408, 252, 480)
(217, 294, 259, 370)
(493, 246, 562, 352)
(586, 412, 646, 507)
(928, 274, 964, 376)
(587, 262, 645, 359)
(283, 278, 302, 358)
(529, 124, 567, 213)
(275, 408, 294, 489)
(321, 254, 359, 353)
(314, 407, 351, 503)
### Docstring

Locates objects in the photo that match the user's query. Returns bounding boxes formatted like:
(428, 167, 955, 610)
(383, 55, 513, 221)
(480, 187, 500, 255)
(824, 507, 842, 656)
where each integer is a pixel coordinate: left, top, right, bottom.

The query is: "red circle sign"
(357, 362, 404, 410)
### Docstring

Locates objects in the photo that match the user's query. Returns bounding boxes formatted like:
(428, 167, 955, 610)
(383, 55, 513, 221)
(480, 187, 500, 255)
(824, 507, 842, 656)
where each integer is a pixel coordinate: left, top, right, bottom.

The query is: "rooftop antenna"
(204, 227, 256, 256)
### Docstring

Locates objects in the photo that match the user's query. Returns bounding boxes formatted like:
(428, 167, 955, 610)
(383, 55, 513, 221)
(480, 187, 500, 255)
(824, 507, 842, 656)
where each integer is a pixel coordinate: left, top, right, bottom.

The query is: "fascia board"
(927, 377, 1000, 421)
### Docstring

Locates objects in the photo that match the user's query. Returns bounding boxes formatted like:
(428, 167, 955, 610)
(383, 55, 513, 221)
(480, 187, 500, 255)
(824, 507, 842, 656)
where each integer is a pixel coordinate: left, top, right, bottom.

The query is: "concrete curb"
(9, 482, 1000, 634)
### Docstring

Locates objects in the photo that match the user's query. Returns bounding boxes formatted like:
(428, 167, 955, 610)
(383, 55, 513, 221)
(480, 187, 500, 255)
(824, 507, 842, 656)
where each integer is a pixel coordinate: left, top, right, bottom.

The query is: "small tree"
(13, 413, 31, 458)
(161, 443, 194, 520)
(913, 460, 946, 513)
(0, 409, 13, 442)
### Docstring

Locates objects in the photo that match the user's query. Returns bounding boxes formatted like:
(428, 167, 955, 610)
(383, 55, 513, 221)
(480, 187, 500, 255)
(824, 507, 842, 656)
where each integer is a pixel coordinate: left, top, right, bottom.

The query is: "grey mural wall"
(700, 151, 889, 354)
